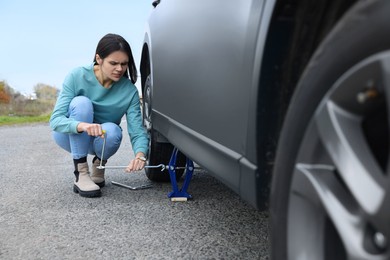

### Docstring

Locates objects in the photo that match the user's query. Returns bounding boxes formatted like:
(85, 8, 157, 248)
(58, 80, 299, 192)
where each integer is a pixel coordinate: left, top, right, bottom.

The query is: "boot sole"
(95, 181, 105, 188)
(73, 185, 102, 198)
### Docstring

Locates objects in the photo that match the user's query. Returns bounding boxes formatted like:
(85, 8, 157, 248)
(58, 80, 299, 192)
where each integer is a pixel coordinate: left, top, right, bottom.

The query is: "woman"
(50, 33, 149, 198)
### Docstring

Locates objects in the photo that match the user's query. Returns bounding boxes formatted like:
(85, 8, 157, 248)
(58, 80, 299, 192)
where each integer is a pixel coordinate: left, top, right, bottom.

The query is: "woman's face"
(97, 51, 129, 82)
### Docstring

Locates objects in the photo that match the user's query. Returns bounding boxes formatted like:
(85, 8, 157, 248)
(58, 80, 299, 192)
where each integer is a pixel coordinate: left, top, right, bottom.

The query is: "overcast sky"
(0, 0, 152, 94)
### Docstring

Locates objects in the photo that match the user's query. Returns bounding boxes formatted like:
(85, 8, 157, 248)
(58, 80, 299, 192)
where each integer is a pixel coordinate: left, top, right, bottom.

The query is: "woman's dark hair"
(93, 33, 138, 84)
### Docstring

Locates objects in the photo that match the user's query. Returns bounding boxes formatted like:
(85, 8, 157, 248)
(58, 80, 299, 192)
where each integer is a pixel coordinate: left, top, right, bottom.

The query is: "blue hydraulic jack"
(167, 147, 194, 202)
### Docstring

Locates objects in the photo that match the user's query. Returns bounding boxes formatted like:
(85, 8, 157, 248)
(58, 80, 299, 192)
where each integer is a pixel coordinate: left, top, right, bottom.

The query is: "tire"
(270, 1, 390, 259)
(142, 75, 185, 182)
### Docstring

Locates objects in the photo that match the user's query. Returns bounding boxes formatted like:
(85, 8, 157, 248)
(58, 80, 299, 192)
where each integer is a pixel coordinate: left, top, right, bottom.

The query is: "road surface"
(0, 122, 269, 259)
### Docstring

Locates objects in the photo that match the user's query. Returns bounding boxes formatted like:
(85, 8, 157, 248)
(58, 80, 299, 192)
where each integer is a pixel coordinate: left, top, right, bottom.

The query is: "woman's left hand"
(125, 153, 146, 172)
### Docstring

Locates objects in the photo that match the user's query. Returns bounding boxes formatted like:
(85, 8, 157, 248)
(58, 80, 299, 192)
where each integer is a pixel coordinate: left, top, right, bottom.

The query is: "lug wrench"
(98, 130, 156, 190)
(98, 130, 197, 191)
(98, 131, 166, 171)
(97, 164, 165, 170)
(111, 181, 153, 190)
(100, 130, 107, 169)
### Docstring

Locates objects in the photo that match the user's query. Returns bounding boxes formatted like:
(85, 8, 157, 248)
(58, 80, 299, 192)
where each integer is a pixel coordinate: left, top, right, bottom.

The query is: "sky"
(0, 0, 152, 94)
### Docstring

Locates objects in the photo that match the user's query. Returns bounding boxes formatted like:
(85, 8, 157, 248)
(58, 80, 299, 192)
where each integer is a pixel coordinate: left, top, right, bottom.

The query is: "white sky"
(0, 0, 152, 94)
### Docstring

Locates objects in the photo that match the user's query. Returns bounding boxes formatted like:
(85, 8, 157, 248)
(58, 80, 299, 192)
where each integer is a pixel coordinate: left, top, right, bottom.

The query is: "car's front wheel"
(142, 75, 185, 182)
(271, 0, 390, 259)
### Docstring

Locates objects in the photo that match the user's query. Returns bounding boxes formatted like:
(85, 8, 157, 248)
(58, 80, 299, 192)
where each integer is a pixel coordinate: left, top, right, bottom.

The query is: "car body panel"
(143, 0, 277, 207)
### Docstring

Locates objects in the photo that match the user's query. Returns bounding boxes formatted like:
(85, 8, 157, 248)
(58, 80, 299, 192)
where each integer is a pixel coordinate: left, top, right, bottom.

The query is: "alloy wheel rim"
(288, 51, 390, 259)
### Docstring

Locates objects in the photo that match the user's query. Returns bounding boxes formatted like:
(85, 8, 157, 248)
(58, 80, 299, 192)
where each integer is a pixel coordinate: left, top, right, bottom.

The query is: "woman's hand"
(125, 153, 147, 172)
(77, 122, 104, 137)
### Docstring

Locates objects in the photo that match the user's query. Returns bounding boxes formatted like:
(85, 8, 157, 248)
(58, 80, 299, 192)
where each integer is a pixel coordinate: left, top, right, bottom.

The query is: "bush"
(0, 99, 55, 116)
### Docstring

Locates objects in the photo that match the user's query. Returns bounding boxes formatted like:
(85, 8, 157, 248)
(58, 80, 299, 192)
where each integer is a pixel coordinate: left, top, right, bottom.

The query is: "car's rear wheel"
(271, 0, 390, 259)
(142, 75, 185, 182)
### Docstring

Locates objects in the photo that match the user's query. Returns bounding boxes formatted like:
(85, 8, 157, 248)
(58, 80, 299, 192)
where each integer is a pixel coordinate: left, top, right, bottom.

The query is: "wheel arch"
(140, 42, 151, 95)
(254, 0, 357, 209)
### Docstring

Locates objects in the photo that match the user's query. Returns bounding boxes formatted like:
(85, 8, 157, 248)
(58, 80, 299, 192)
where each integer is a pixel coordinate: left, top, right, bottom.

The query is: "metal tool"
(99, 130, 157, 190)
(100, 130, 107, 169)
(97, 164, 166, 170)
(97, 164, 189, 171)
(98, 131, 171, 171)
(111, 181, 153, 190)
(98, 130, 196, 198)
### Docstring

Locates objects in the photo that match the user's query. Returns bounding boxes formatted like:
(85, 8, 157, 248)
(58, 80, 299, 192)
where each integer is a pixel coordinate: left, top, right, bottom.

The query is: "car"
(139, 0, 390, 259)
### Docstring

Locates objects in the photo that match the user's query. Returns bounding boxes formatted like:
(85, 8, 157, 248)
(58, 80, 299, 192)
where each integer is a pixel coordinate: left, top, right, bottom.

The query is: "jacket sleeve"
(49, 72, 80, 134)
(126, 90, 149, 155)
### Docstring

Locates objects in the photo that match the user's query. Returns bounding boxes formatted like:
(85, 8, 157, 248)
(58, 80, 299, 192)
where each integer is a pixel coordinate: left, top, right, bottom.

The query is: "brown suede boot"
(91, 156, 106, 188)
(73, 162, 101, 198)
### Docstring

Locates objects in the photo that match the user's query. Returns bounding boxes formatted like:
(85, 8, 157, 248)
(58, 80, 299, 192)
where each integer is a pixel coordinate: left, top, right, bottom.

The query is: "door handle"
(152, 0, 160, 8)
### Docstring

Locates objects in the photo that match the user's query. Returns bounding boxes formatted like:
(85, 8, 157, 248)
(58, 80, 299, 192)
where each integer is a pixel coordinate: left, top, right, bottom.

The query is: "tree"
(34, 83, 58, 101)
(0, 81, 11, 104)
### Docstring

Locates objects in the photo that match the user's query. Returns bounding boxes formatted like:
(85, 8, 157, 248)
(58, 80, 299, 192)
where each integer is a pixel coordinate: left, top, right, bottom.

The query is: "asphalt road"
(0, 122, 270, 259)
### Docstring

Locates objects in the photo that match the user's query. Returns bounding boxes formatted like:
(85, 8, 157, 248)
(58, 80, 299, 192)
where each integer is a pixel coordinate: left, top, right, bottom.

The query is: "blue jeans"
(52, 96, 122, 160)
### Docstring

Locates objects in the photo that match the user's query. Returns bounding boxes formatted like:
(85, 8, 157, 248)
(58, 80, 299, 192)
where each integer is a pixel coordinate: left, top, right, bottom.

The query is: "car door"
(147, 0, 263, 191)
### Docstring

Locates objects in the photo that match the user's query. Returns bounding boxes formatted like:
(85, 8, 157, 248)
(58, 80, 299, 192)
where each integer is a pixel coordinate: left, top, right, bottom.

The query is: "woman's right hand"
(77, 122, 104, 137)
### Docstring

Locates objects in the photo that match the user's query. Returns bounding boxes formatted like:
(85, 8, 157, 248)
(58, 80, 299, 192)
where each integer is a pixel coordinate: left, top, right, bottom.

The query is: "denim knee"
(68, 96, 93, 123)
(102, 122, 122, 145)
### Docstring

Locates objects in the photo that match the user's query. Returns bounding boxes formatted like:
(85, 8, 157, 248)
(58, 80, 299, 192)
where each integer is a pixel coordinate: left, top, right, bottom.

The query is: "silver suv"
(140, 0, 390, 259)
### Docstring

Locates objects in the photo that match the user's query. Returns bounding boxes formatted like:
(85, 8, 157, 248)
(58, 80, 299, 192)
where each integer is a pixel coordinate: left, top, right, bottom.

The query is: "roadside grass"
(0, 99, 54, 126)
(0, 114, 51, 126)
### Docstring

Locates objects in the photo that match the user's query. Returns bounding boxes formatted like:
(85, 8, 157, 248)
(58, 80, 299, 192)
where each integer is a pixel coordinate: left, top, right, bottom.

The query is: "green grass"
(0, 114, 51, 126)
